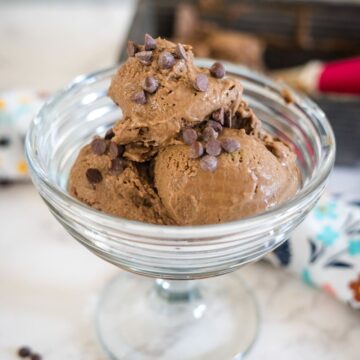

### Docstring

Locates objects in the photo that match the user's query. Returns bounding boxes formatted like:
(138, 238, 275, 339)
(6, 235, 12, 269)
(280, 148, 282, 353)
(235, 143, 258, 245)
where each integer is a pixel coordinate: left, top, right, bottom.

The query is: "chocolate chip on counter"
(0, 179, 14, 187)
(194, 74, 208, 92)
(109, 141, 125, 159)
(135, 51, 153, 65)
(91, 138, 107, 155)
(202, 126, 218, 141)
(104, 128, 115, 140)
(144, 33, 157, 50)
(182, 128, 198, 145)
(110, 158, 127, 175)
(189, 141, 204, 159)
(86, 168, 103, 184)
(221, 138, 241, 153)
(212, 108, 224, 125)
(132, 90, 147, 105)
(200, 155, 218, 172)
(0, 136, 10, 147)
(142, 76, 159, 94)
(207, 120, 223, 133)
(158, 51, 175, 69)
(127, 41, 138, 57)
(210, 62, 225, 79)
(175, 43, 187, 60)
(206, 139, 222, 156)
(30, 354, 42, 360)
(18, 346, 31, 357)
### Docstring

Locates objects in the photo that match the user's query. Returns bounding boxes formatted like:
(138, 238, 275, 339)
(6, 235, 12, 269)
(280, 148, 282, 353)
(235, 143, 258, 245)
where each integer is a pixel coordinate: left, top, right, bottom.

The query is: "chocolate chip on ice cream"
(91, 138, 107, 155)
(86, 168, 102, 184)
(200, 155, 218, 172)
(210, 62, 226, 79)
(142, 76, 159, 94)
(206, 139, 222, 156)
(202, 126, 218, 141)
(158, 51, 175, 69)
(109, 142, 125, 159)
(175, 43, 187, 59)
(189, 141, 204, 158)
(207, 120, 223, 133)
(132, 90, 147, 104)
(144, 33, 157, 50)
(221, 138, 240, 153)
(135, 51, 153, 65)
(182, 128, 198, 145)
(104, 128, 115, 140)
(110, 158, 126, 175)
(127, 41, 138, 57)
(194, 74, 208, 92)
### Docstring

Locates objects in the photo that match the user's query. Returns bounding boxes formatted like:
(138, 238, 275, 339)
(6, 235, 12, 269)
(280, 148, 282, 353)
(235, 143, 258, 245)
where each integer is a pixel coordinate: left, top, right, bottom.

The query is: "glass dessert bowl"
(26, 60, 335, 360)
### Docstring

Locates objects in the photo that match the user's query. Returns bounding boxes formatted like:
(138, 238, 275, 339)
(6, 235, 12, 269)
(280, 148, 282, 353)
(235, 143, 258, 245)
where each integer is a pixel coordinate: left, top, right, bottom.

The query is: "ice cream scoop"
(155, 128, 299, 225)
(108, 37, 243, 162)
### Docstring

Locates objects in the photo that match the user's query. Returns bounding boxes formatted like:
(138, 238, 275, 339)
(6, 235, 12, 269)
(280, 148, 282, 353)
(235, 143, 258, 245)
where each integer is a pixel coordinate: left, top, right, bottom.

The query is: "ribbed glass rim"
(25, 61, 335, 238)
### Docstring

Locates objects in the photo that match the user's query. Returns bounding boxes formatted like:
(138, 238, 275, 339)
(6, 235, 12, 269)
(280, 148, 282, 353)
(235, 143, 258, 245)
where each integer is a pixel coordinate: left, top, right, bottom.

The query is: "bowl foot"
(95, 271, 259, 360)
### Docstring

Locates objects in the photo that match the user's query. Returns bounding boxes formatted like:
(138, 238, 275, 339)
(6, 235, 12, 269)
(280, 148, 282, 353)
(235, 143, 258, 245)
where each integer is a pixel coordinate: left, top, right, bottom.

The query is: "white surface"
(0, 2, 360, 359)
(1, 185, 360, 360)
(0, 1, 136, 91)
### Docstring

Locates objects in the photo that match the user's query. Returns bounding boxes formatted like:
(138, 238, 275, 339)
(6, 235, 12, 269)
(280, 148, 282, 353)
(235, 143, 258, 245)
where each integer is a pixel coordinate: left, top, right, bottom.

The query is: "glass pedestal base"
(95, 272, 259, 360)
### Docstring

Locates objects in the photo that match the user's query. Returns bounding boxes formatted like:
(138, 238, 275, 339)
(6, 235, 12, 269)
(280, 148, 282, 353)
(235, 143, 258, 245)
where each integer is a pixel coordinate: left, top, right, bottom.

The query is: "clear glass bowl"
(26, 61, 335, 360)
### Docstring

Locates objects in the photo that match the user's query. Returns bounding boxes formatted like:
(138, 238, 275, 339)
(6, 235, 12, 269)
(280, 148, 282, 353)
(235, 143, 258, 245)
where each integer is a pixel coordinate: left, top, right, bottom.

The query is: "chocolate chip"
(86, 168, 102, 184)
(210, 62, 225, 79)
(207, 120, 223, 133)
(110, 158, 127, 175)
(31, 354, 42, 360)
(182, 128, 198, 145)
(18, 346, 31, 357)
(127, 41, 138, 57)
(104, 128, 115, 140)
(194, 74, 208, 92)
(109, 141, 125, 159)
(144, 33, 156, 50)
(142, 76, 159, 94)
(132, 90, 147, 104)
(0, 179, 13, 187)
(212, 108, 224, 125)
(189, 141, 204, 159)
(135, 51, 153, 65)
(91, 138, 107, 155)
(0, 137, 10, 147)
(224, 110, 232, 128)
(175, 43, 187, 59)
(200, 155, 218, 172)
(206, 139, 222, 156)
(202, 126, 218, 141)
(221, 138, 241, 153)
(158, 51, 175, 69)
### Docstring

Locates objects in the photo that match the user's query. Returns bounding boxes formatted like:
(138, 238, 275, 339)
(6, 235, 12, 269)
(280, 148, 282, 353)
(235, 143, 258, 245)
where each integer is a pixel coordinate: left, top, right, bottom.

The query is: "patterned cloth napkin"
(0, 90, 46, 182)
(268, 196, 360, 310)
(1, 90, 359, 310)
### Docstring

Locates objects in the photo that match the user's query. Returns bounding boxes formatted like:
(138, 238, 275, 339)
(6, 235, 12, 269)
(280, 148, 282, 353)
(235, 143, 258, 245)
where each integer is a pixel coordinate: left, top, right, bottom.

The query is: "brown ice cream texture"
(68, 35, 300, 225)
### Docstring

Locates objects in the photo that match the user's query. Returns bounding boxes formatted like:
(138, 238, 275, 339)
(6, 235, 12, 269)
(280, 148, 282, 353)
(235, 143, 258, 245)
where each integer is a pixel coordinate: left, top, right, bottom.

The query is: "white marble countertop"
(0, 2, 359, 360)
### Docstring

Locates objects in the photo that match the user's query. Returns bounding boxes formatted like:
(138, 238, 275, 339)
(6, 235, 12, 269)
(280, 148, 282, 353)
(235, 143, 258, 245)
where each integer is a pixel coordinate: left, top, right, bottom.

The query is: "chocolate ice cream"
(69, 35, 300, 225)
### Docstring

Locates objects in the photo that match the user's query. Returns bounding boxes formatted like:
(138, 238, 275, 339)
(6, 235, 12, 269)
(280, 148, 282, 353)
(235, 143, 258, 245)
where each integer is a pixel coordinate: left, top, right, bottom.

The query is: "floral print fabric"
(270, 196, 360, 310)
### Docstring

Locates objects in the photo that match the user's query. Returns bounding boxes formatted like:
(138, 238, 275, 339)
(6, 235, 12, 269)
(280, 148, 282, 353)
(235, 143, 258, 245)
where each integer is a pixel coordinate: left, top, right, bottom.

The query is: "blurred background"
(0, 1, 359, 359)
